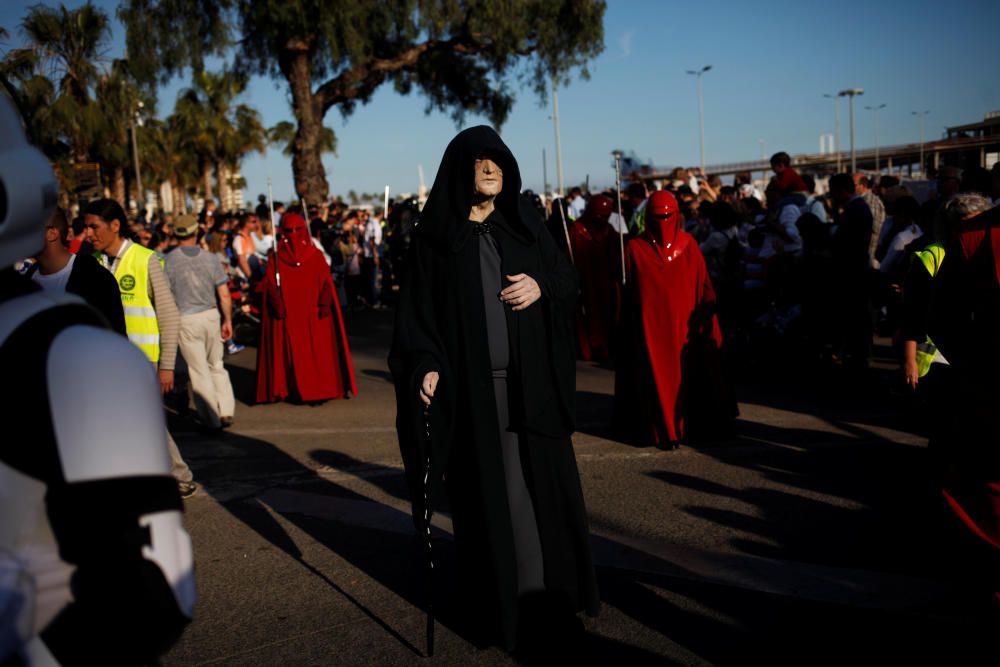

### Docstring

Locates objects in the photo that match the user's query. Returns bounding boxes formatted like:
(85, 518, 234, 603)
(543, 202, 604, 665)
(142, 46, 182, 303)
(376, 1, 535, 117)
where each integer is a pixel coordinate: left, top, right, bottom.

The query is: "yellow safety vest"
(113, 242, 161, 363)
(913, 243, 945, 378)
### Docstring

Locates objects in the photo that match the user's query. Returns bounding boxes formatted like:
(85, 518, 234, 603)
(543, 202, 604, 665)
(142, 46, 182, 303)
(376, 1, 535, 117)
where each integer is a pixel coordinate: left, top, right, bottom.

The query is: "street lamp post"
(542, 148, 549, 198)
(865, 103, 886, 173)
(130, 100, 144, 209)
(823, 93, 842, 172)
(839, 88, 864, 173)
(912, 110, 929, 177)
(551, 76, 564, 196)
(686, 65, 712, 173)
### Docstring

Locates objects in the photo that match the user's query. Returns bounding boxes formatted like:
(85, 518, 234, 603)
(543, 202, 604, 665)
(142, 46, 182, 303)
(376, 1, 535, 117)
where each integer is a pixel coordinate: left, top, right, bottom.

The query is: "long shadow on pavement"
(593, 560, 990, 664)
(650, 418, 946, 577)
(307, 448, 737, 663)
(180, 430, 452, 660)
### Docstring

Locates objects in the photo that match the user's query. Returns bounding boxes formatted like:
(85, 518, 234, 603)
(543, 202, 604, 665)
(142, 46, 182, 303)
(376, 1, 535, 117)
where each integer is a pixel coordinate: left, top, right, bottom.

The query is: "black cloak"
(389, 126, 599, 649)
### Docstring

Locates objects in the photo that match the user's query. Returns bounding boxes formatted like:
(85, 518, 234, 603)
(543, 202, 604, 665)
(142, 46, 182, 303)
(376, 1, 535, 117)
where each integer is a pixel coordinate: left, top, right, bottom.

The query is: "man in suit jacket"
(27, 207, 127, 336)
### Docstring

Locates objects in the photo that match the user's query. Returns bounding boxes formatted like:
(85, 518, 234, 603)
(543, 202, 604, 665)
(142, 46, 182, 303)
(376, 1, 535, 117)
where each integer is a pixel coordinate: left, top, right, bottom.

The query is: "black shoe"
(220, 416, 234, 428)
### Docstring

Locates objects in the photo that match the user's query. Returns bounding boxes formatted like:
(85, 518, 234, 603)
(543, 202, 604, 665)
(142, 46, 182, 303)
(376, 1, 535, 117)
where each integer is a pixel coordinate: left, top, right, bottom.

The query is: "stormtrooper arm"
(40, 326, 195, 665)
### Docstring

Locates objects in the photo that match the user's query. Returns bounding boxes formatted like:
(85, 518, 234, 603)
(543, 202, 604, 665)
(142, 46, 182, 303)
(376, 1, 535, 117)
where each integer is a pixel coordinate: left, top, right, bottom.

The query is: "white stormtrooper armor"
(0, 95, 195, 665)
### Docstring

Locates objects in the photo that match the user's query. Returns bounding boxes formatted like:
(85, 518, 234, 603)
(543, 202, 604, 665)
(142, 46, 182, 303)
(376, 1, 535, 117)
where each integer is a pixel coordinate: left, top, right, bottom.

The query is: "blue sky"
(3, 0, 999, 202)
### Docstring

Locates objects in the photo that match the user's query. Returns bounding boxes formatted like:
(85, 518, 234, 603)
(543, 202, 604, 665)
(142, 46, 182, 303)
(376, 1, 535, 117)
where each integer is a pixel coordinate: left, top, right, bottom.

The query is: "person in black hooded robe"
(389, 126, 600, 652)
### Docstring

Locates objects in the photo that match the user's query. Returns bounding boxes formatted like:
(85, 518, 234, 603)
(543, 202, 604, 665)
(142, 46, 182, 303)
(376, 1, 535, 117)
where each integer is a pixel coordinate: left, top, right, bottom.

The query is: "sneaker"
(179, 482, 197, 499)
(225, 341, 245, 355)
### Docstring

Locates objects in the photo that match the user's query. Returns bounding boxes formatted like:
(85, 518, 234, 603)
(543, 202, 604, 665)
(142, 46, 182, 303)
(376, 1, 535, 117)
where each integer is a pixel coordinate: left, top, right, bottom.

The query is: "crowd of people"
(15, 191, 393, 502)
(6, 100, 999, 662)
(542, 154, 1000, 607)
(550, 156, 1000, 378)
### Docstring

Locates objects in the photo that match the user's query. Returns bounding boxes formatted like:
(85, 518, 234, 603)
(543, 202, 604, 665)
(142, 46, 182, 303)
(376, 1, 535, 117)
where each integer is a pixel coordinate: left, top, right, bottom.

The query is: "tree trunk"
(282, 47, 329, 205)
(171, 173, 186, 214)
(201, 159, 214, 203)
(216, 161, 229, 211)
(112, 166, 127, 208)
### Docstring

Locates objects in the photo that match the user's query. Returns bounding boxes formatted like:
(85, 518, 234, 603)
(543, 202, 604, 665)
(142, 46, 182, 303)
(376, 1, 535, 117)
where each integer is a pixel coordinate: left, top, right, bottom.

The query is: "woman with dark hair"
(389, 126, 599, 652)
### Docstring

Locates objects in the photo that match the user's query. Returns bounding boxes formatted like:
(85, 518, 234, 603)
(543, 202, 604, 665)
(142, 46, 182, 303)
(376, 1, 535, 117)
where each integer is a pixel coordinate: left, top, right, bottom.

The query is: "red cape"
(256, 251, 357, 403)
(614, 231, 726, 445)
(569, 220, 622, 361)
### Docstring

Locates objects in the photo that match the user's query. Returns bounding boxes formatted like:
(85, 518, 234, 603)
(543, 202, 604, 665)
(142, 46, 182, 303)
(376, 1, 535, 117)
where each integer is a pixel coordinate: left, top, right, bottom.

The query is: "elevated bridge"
(630, 134, 999, 183)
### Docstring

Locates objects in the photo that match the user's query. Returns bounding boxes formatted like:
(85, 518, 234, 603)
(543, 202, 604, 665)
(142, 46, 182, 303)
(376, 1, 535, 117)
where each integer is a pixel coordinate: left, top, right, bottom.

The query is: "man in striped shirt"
(83, 199, 196, 497)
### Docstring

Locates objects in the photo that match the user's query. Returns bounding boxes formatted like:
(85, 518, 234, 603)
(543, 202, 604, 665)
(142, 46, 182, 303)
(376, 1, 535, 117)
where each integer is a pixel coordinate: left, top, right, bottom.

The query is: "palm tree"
(217, 102, 267, 209)
(20, 3, 109, 164)
(93, 59, 146, 207)
(172, 88, 216, 202)
(144, 114, 198, 214)
(269, 120, 336, 158)
(175, 69, 266, 207)
(1, 45, 64, 161)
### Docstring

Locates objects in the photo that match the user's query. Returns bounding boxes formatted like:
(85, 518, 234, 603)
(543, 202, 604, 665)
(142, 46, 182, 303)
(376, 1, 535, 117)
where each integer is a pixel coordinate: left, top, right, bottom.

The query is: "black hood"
(418, 125, 536, 251)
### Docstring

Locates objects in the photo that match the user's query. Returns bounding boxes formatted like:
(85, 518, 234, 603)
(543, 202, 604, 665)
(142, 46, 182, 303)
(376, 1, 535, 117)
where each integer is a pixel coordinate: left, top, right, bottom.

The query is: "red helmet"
(645, 190, 680, 242)
(647, 190, 679, 219)
(584, 195, 613, 223)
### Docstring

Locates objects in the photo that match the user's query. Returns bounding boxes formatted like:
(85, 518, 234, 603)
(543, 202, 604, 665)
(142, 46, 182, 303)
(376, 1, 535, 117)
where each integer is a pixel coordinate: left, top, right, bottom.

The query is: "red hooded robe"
(569, 195, 622, 361)
(256, 213, 357, 403)
(614, 190, 729, 446)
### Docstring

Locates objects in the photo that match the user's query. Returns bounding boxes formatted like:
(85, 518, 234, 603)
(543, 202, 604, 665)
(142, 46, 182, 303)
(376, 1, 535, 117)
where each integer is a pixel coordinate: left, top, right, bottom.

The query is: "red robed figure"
(256, 213, 357, 403)
(569, 195, 622, 361)
(614, 190, 727, 446)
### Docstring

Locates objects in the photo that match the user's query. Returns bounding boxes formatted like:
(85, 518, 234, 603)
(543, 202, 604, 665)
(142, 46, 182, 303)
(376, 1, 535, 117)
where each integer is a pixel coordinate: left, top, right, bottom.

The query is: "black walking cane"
(422, 402, 435, 657)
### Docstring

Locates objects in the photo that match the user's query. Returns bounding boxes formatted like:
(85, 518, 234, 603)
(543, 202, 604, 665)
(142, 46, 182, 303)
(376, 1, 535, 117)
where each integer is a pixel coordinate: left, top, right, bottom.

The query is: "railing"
(634, 134, 1000, 179)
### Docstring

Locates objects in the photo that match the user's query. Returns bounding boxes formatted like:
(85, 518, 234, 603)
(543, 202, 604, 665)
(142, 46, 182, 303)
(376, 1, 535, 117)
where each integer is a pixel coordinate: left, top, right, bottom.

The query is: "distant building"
(946, 111, 1000, 170)
(946, 111, 1000, 141)
(219, 165, 245, 211)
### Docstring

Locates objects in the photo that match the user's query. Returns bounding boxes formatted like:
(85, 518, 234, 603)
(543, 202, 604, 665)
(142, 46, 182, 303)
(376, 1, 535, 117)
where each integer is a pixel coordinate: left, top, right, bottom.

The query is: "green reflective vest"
(102, 242, 161, 363)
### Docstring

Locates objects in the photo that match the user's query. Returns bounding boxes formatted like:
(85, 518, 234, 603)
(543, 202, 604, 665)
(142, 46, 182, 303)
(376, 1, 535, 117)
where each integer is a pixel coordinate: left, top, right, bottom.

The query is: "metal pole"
(874, 108, 880, 173)
(542, 148, 549, 198)
(552, 76, 564, 196)
(130, 109, 143, 210)
(557, 199, 574, 265)
(267, 176, 281, 292)
(688, 66, 711, 174)
(613, 151, 625, 286)
(834, 98, 841, 172)
(838, 90, 864, 173)
(686, 65, 712, 173)
(697, 75, 705, 173)
(849, 96, 856, 173)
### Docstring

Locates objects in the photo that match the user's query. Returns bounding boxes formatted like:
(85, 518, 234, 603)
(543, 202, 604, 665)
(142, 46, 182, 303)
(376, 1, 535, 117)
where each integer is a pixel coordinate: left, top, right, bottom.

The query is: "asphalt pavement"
(162, 307, 994, 666)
